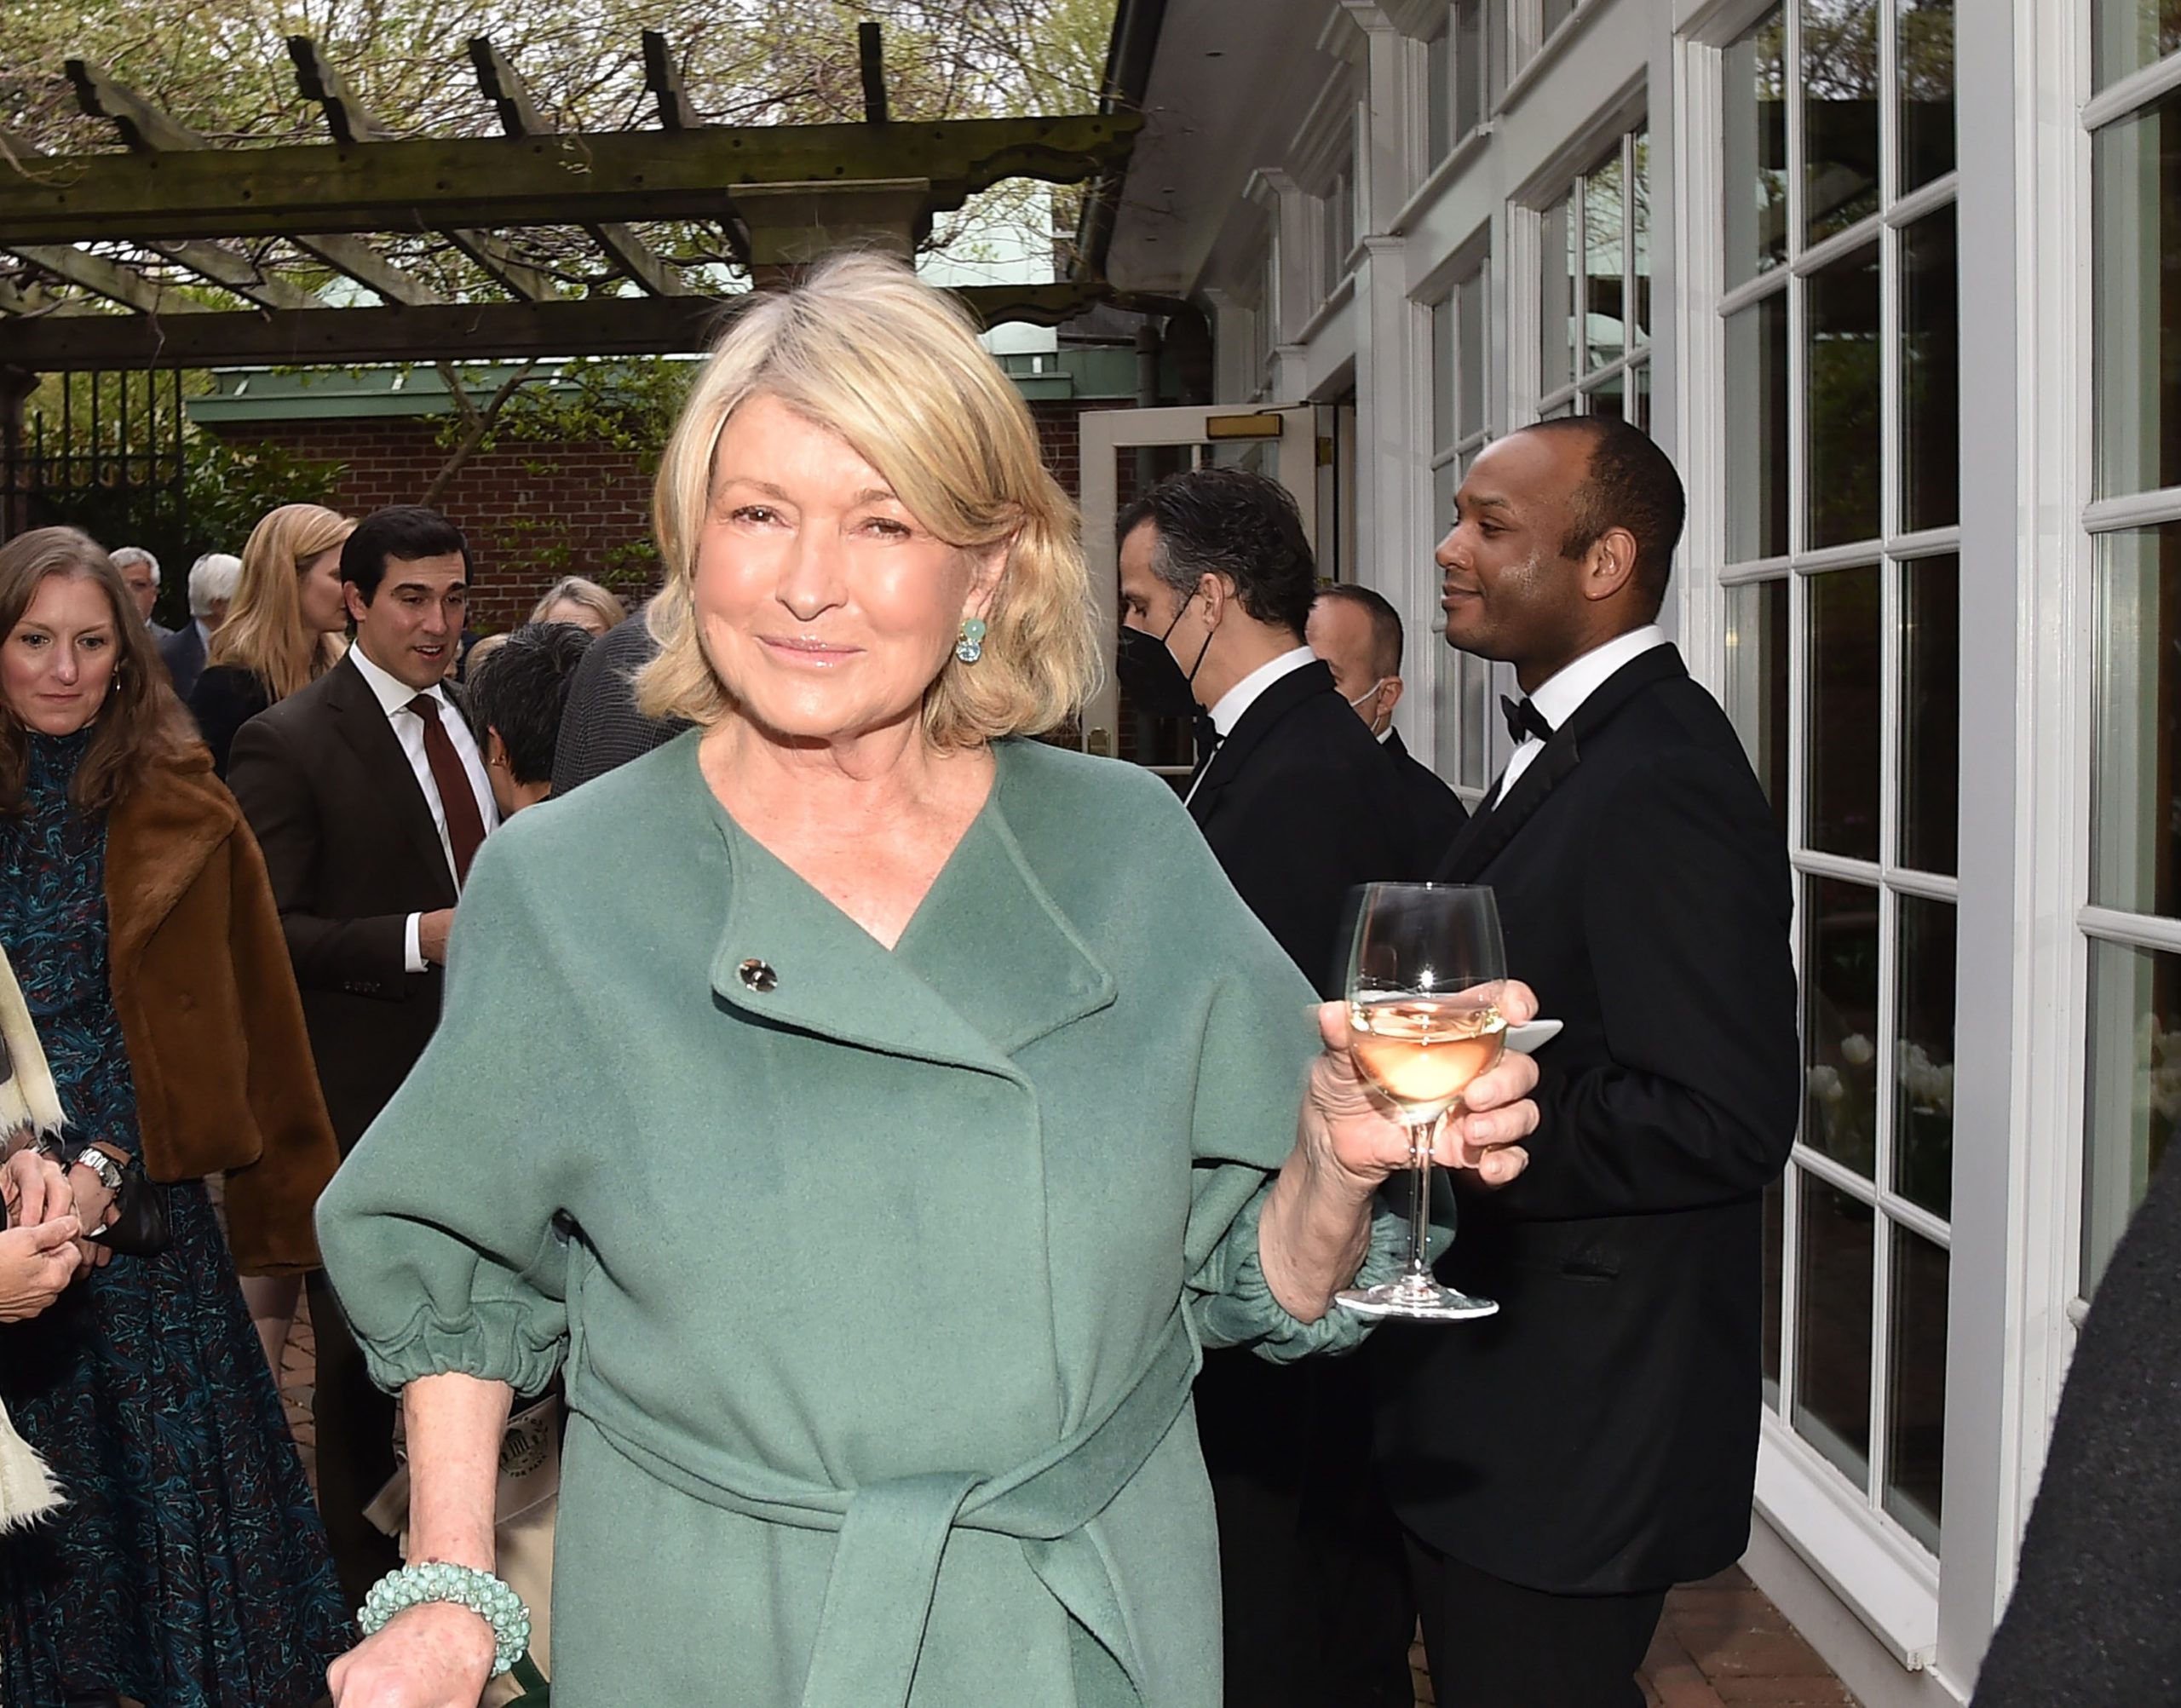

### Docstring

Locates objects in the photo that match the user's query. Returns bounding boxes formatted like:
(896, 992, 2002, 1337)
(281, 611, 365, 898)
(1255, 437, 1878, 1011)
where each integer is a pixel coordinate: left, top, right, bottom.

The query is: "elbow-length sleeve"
(314, 823, 588, 1397)
(1177, 944, 1408, 1365)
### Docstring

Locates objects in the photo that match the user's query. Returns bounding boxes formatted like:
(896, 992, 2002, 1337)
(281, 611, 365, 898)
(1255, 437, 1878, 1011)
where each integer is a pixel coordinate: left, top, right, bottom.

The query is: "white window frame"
(1708, 0, 1965, 1572)
(2073, 21, 2181, 1308)
(1423, 244, 1499, 804)
(1509, 82, 1649, 427)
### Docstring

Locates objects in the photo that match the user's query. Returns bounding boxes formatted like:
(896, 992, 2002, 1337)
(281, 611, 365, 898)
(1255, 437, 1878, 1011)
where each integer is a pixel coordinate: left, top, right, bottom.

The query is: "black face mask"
(1115, 601, 1214, 722)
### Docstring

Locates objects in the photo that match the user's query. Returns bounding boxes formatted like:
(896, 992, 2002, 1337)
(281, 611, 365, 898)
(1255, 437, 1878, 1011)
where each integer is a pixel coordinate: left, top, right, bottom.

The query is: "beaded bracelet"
(357, 1560, 532, 1678)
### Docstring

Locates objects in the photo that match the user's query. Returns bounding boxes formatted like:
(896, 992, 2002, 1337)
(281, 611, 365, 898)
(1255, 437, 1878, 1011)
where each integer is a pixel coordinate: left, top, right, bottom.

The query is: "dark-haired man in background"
(1308, 581, 1469, 860)
(227, 503, 499, 1604)
(1119, 467, 1422, 1707)
(467, 619, 596, 817)
(1375, 418, 1800, 1707)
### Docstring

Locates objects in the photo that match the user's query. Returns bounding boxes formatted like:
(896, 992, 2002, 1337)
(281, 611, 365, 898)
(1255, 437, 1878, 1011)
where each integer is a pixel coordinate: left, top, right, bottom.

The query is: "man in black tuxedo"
(227, 504, 499, 1606)
(1118, 467, 1421, 1707)
(1309, 581, 1470, 862)
(1373, 418, 1799, 1707)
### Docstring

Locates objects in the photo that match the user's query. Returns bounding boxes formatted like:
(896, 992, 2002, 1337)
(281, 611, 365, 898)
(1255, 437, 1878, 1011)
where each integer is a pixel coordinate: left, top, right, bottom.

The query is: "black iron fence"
(2, 369, 193, 627)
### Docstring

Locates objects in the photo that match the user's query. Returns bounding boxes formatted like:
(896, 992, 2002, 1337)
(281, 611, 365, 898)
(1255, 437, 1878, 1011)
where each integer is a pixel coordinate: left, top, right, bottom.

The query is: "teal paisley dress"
(0, 729, 350, 1708)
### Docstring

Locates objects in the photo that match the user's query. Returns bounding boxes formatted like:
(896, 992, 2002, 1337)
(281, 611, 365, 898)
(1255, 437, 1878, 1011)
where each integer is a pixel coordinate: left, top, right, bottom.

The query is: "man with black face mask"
(1116, 467, 1424, 1708)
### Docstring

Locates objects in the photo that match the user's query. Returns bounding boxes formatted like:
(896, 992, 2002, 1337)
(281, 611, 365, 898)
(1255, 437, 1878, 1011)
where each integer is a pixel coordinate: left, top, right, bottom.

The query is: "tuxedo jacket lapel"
(325, 655, 457, 903)
(1434, 645, 1689, 883)
(1187, 660, 1338, 826)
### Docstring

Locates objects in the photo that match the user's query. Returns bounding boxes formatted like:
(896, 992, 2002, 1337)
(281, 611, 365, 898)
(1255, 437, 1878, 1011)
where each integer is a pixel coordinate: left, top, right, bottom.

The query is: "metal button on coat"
(737, 958, 778, 993)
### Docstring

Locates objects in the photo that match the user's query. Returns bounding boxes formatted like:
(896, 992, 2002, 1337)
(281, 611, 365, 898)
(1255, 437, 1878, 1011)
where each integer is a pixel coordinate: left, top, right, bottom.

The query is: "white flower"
(1807, 1064, 1845, 1105)
(1840, 1033, 1874, 1068)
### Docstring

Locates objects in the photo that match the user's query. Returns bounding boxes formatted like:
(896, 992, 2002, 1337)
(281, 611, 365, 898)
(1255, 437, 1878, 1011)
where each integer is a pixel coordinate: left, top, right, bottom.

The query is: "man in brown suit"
(227, 504, 498, 1606)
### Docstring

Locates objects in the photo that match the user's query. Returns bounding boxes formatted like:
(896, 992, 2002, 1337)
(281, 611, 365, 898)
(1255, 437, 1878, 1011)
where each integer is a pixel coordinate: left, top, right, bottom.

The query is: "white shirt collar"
(348, 640, 447, 721)
(1524, 625, 1671, 733)
(1207, 645, 1317, 739)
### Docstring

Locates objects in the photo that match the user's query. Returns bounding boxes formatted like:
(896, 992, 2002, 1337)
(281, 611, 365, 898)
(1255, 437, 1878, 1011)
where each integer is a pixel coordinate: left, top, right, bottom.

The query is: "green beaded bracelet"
(357, 1560, 532, 1678)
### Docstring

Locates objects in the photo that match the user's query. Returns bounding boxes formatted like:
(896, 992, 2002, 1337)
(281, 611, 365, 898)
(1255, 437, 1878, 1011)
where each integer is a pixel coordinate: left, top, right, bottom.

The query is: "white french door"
(1075, 404, 1321, 773)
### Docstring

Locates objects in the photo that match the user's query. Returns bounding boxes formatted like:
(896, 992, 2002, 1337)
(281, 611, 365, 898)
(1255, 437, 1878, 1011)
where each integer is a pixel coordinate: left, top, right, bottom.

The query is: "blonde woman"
(528, 576, 625, 637)
(188, 503, 354, 777)
(185, 503, 353, 1374)
(317, 256, 1542, 1708)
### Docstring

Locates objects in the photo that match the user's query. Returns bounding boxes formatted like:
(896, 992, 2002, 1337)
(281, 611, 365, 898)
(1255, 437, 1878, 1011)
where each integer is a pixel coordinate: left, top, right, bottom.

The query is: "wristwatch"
(69, 1145, 124, 1196)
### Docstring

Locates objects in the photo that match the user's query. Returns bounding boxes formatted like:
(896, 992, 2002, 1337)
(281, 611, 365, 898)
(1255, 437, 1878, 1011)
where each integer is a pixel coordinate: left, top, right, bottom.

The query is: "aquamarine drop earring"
(956, 616, 987, 664)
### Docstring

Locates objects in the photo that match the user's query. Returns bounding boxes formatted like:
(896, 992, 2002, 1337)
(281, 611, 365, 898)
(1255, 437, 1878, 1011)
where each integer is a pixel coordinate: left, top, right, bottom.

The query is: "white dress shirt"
(1185, 646, 1319, 807)
(346, 642, 500, 971)
(1490, 624, 1670, 806)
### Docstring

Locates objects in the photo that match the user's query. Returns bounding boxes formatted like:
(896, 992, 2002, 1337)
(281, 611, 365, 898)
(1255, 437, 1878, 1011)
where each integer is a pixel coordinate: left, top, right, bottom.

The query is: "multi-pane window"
(1514, 0, 1585, 73)
(2082, 5, 2181, 1293)
(1717, 0, 1958, 1561)
(1426, 0, 1490, 166)
(1321, 153, 1358, 303)
(1535, 126, 1651, 426)
(1430, 264, 1496, 800)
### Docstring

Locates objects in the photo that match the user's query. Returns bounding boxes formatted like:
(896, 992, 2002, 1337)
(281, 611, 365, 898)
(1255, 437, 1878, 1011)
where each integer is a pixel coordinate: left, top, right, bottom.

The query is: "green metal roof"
(185, 346, 1142, 425)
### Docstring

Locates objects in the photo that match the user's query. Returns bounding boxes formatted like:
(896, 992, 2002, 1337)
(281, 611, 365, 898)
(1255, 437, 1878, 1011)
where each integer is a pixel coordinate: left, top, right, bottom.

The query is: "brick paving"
(274, 1296, 1854, 1706)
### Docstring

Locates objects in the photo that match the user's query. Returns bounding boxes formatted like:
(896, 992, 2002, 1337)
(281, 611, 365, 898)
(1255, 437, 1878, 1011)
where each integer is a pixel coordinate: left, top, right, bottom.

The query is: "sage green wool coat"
(316, 733, 1398, 1708)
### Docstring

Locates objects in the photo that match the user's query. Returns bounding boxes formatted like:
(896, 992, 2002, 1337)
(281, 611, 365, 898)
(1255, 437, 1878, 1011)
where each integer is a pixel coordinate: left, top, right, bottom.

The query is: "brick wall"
(204, 397, 1117, 633)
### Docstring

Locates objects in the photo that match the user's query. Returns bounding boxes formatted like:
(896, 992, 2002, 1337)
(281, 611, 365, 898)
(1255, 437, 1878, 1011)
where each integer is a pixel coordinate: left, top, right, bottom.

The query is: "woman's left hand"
(64, 1163, 117, 1271)
(1302, 981, 1542, 1196)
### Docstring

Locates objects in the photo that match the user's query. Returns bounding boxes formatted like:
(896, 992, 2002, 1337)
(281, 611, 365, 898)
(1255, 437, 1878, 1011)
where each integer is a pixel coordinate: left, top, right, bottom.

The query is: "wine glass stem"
(1405, 1112, 1440, 1282)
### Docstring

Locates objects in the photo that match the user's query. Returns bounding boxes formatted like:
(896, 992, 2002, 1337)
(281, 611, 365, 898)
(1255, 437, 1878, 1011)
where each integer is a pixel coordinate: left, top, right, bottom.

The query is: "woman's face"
(693, 394, 999, 745)
(298, 546, 349, 634)
(540, 597, 611, 636)
(3, 572, 119, 736)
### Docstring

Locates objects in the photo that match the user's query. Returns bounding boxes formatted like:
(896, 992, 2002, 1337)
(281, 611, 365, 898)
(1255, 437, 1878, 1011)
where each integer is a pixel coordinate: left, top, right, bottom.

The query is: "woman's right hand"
(0, 1145, 69, 1226)
(326, 1602, 498, 1708)
(0, 1215, 82, 1320)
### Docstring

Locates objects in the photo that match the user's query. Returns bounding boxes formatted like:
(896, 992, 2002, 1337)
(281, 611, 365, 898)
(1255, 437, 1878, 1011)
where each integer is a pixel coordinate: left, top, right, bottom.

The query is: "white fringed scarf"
(0, 940, 63, 1529)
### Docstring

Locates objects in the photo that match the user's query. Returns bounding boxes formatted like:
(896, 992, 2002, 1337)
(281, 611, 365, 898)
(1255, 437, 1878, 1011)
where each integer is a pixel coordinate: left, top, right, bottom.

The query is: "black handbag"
(83, 1147, 171, 1258)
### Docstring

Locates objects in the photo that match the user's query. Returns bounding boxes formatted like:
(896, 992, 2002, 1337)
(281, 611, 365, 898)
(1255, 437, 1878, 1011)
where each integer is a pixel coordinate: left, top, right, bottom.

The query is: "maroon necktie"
(406, 693, 486, 886)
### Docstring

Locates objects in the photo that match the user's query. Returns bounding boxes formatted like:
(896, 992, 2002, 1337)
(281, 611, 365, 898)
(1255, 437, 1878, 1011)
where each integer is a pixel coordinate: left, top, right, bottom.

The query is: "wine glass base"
(1335, 1281, 1499, 1322)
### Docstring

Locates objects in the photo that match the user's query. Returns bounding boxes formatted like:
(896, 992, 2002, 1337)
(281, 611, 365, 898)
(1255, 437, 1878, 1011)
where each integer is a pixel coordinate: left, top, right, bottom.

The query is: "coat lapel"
(325, 655, 457, 902)
(1187, 659, 1337, 826)
(705, 747, 1116, 1082)
(1435, 644, 1689, 882)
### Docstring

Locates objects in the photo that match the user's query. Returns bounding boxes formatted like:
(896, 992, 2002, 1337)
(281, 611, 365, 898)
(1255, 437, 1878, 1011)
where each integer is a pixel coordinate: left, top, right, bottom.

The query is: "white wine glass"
(1335, 882, 1507, 1322)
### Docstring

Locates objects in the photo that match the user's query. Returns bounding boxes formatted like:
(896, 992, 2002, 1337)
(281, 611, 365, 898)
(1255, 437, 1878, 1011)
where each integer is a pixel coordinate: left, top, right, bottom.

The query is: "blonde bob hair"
(529, 574, 628, 633)
(207, 503, 354, 702)
(637, 253, 1098, 747)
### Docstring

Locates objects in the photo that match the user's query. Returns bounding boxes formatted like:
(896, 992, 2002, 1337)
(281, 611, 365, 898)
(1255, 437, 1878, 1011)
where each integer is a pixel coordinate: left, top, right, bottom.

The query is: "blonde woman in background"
(188, 504, 354, 778)
(528, 575, 626, 637)
(184, 503, 354, 1375)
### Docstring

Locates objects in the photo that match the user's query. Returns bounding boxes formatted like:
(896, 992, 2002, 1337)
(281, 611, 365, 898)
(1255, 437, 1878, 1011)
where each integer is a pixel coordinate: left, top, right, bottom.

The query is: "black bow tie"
(1500, 694, 1554, 746)
(1191, 710, 1222, 768)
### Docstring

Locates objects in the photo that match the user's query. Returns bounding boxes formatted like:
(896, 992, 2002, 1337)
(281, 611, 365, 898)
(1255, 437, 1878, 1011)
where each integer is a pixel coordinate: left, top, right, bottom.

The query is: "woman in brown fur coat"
(0, 526, 349, 1708)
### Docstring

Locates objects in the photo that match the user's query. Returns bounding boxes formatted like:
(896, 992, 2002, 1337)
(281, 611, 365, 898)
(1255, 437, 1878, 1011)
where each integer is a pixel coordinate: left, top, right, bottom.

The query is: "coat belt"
(587, 1307, 1203, 1708)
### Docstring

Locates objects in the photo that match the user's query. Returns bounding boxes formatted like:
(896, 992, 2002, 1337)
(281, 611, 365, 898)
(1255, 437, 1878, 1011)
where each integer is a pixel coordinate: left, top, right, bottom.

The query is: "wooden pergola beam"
(0, 113, 1142, 244)
(469, 38, 693, 299)
(9, 70, 320, 314)
(65, 55, 446, 308)
(3, 244, 209, 315)
(288, 35, 563, 303)
(642, 32, 701, 131)
(0, 281, 1119, 370)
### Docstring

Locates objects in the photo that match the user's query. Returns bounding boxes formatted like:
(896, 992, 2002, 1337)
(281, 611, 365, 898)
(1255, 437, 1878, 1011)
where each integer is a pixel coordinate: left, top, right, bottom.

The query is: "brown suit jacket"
(106, 745, 341, 1274)
(227, 653, 463, 1153)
